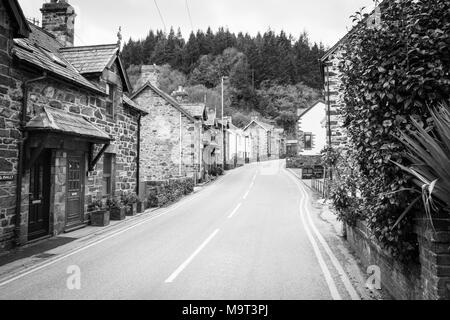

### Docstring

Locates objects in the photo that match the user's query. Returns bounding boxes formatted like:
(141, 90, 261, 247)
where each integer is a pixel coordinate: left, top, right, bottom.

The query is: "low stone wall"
(143, 177, 194, 208)
(346, 221, 422, 300)
(286, 155, 322, 169)
(346, 214, 450, 300)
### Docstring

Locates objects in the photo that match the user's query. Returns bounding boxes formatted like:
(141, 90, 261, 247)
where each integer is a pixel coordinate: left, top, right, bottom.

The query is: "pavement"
(0, 160, 380, 300)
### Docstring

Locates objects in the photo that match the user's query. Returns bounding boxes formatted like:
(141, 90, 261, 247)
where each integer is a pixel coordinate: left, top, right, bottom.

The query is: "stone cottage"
(243, 117, 284, 162)
(130, 81, 201, 182)
(0, 0, 147, 251)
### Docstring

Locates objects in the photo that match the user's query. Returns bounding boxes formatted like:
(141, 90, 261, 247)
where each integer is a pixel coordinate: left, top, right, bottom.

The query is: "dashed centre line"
(165, 229, 220, 283)
(228, 203, 242, 219)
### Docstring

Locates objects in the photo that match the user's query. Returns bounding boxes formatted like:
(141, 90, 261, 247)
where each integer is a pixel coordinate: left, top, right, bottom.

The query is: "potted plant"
(107, 197, 126, 221)
(137, 198, 146, 214)
(89, 199, 110, 227)
(123, 192, 139, 216)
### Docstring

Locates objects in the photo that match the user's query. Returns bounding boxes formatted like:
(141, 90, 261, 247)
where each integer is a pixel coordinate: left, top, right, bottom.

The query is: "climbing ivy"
(336, 0, 450, 261)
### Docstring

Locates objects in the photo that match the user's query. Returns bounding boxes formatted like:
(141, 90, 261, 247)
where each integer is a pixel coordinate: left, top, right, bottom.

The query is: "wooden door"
(28, 150, 51, 241)
(66, 153, 85, 230)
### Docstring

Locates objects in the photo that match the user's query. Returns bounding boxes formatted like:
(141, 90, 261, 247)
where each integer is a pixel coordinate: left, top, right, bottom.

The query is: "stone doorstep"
(0, 175, 223, 282)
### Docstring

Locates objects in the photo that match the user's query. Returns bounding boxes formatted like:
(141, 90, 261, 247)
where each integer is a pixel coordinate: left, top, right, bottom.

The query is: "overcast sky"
(19, 0, 376, 48)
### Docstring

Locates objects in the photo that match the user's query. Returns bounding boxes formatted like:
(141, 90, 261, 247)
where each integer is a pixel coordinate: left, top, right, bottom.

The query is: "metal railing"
(311, 178, 328, 198)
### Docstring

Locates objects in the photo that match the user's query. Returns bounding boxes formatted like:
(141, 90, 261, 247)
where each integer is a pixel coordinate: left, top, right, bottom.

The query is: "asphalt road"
(0, 160, 360, 300)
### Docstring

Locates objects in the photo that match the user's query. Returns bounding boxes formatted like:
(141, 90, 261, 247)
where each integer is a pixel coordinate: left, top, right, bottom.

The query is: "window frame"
(304, 133, 313, 150)
(105, 83, 116, 118)
(102, 153, 114, 198)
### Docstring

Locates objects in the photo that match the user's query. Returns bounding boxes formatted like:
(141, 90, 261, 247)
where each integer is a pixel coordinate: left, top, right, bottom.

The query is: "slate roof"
(13, 24, 103, 94)
(4, 0, 30, 37)
(123, 95, 148, 115)
(243, 119, 274, 132)
(131, 82, 195, 122)
(25, 107, 111, 142)
(181, 104, 207, 120)
(59, 44, 119, 74)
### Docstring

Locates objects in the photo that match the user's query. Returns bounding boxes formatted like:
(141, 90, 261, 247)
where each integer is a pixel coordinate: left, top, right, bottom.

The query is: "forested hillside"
(121, 27, 325, 135)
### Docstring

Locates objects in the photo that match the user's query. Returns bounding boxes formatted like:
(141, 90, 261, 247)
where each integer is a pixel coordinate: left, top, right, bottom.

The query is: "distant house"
(224, 117, 246, 169)
(298, 101, 327, 155)
(0, 0, 147, 251)
(243, 117, 285, 162)
(296, 101, 327, 179)
(130, 81, 202, 182)
(202, 109, 226, 178)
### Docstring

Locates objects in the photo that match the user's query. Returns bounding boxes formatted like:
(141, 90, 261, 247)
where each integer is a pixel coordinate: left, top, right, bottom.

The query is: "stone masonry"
(132, 85, 197, 181)
(323, 48, 348, 149)
(0, 8, 142, 250)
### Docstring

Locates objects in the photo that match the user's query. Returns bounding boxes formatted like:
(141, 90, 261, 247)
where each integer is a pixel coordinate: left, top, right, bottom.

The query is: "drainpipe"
(136, 113, 141, 197)
(15, 73, 48, 246)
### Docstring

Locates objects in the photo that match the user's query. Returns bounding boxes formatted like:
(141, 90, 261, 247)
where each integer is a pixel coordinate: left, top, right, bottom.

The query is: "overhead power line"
(185, 0, 194, 31)
(153, 0, 167, 34)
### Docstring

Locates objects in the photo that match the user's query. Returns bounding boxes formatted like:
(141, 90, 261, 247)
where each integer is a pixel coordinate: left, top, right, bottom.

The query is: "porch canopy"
(25, 107, 112, 171)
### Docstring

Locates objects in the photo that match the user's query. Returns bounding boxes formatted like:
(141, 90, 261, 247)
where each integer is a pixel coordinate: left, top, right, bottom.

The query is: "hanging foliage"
(336, 0, 450, 261)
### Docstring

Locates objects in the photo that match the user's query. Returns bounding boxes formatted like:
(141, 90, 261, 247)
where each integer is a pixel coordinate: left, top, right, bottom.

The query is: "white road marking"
(289, 175, 342, 300)
(286, 169, 360, 300)
(297, 177, 361, 300)
(165, 229, 220, 283)
(228, 203, 242, 219)
(243, 189, 251, 200)
(296, 182, 342, 300)
(0, 186, 208, 288)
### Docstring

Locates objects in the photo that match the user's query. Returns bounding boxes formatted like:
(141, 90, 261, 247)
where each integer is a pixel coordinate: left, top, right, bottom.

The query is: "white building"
(298, 100, 327, 156)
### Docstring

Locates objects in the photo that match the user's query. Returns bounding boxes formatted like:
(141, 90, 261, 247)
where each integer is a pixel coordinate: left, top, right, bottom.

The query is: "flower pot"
(91, 210, 110, 227)
(110, 206, 126, 221)
(137, 201, 145, 214)
(126, 203, 137, 216)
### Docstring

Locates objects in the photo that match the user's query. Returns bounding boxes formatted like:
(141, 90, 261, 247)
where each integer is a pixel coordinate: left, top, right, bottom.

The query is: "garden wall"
(346, 215, 450, 300)
(286, 155, 322, 169)
(142, 177, 194, 208)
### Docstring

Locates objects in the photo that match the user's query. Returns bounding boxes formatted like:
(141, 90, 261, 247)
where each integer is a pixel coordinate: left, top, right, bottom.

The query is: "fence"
(311, 179, 328, 198)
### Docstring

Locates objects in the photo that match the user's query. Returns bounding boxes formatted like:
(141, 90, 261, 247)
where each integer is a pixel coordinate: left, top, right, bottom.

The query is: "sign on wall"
(0, 175, 15, 182)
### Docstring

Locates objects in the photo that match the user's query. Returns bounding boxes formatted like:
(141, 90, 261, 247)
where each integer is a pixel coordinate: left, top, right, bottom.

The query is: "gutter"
(15, 72, 48, 246)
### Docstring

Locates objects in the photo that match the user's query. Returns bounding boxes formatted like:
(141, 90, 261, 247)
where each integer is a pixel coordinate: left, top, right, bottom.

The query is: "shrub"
(336, 0, 450, 260)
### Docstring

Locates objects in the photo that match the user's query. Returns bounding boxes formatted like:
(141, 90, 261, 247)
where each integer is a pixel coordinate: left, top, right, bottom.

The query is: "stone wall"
(346, 214, 450, 300)
(286, 155, 322, 169)
(247, 124, 269, 162)
(323, 48, 348, 149)
(133, 86, 197, 181)
(0, 0, 19, 251)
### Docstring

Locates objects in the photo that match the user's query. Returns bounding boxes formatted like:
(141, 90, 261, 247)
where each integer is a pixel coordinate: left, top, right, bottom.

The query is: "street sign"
(0, 175, 15, 182)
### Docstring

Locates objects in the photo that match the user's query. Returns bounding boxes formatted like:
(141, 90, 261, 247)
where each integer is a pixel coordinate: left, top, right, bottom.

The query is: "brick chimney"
(41, 0, 76, 47)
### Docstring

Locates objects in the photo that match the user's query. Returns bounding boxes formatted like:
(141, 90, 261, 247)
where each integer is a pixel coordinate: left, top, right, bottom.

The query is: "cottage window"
(304, 133, 313, 150)
(102, 154, 114, 197)
(105, 84, 115, 118)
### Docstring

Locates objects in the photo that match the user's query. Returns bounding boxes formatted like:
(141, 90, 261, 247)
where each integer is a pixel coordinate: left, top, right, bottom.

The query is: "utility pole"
(221, 76, 228, 168)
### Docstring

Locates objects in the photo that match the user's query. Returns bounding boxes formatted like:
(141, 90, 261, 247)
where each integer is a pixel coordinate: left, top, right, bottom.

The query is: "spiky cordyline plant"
(391, 102, 450, 229)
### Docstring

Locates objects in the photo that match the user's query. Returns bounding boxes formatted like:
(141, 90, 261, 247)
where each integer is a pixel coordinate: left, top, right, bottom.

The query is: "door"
(28, 150, 51, 241)
(66, 152, 85, 230)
